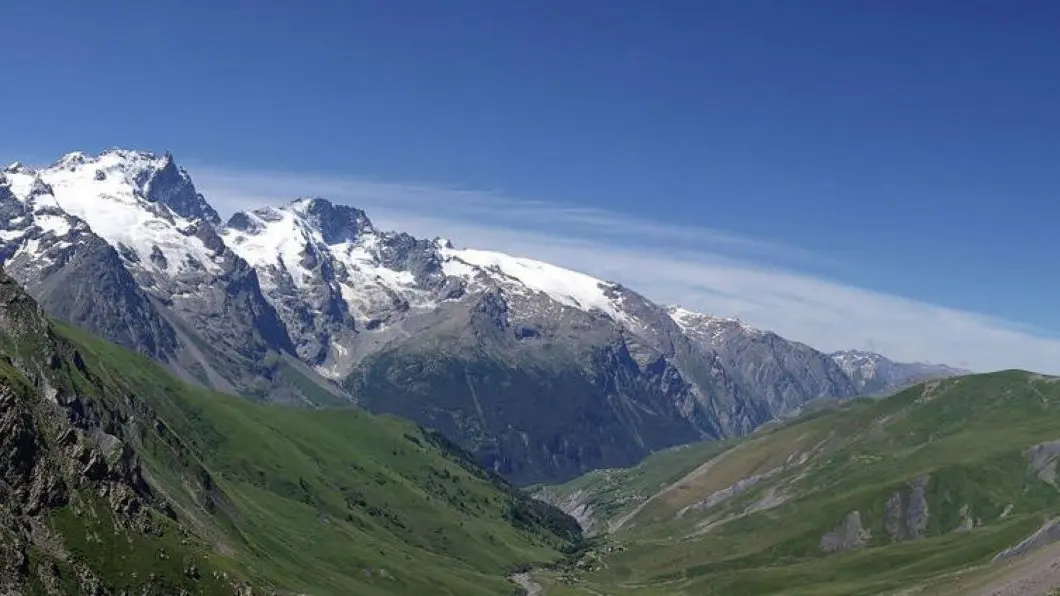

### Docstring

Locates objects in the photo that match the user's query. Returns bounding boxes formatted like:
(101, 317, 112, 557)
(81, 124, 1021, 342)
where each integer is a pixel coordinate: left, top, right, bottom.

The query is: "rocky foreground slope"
(0, 150, 963, 484)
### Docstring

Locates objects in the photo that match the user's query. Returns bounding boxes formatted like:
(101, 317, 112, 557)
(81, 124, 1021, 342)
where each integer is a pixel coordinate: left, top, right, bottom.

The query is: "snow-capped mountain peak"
(48, 149, 220, 224)
(0, 147, 977, 485)
(221, 197, 439, 369)
(1, 148, 969, 410)
(223, 195, 641, 334)
(10, 150, 226, 276)
(222, 197, 415, 294)
(223, 199, 386, 291)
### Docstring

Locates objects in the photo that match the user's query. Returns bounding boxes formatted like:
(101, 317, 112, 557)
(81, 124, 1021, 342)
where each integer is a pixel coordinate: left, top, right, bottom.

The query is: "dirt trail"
(608, 444, 742, 533)
(511, 573, 544, 596)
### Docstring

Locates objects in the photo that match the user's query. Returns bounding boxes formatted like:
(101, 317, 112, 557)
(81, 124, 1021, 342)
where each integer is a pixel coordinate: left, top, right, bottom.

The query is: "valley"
(0, 149, 1007, 595)
(534, 372, 1060, 594)
(5, 4, 1053, 593)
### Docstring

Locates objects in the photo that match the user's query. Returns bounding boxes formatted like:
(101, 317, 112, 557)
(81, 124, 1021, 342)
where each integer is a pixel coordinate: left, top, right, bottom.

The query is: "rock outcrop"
(820, 511, 870, 553)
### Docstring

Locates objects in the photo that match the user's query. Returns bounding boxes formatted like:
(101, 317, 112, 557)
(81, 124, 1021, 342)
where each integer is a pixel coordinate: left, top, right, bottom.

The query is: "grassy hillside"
(536, 371, 1060, 595)
(0, 269, 581, 595)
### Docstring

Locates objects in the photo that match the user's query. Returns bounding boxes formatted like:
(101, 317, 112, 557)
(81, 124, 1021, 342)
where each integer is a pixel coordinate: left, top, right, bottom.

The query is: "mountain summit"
(0, 149, 965, 483)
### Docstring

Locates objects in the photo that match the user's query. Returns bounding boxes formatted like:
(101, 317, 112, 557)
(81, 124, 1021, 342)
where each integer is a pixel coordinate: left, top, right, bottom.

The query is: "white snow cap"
(439, 247, 625, 319)
(24, 150, 224, 275)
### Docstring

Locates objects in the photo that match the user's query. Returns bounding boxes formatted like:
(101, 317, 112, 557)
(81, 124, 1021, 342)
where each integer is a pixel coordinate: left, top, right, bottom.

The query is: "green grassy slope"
(69, 322, 583, 594)
(538, 371, 1060, 595)
(0, 267, 582, 595)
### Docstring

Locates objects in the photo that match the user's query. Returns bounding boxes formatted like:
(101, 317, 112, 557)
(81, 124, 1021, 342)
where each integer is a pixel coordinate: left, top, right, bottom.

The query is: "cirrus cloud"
(188, 161, 1060, 374)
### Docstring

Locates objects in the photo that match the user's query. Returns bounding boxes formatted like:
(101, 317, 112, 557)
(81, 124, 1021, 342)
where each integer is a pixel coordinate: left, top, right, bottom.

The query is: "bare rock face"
(821, 511, 870, 553)
(905, 475, 930, 540)
(884, 491, 904, 542)
(881, 474, 931, 542)
(955, 504, 975, 532)
(535, 487, 600, 535)
(1027, 440, 1060, 486)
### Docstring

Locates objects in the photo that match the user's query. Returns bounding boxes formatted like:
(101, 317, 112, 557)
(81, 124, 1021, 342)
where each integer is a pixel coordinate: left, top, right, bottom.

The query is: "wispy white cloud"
(190, 162, 1060, 374)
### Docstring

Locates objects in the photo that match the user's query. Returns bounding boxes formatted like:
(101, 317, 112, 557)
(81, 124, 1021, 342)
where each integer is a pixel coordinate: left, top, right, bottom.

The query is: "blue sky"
(3, 1, 1060, 370)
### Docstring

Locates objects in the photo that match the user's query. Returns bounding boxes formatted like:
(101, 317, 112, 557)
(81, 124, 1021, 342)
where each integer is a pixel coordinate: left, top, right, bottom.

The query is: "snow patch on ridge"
(439, 247, 625, 320)
(666, 305, 763, 341)
(223, 206, 317, 289)
(222, 201, 431, 324)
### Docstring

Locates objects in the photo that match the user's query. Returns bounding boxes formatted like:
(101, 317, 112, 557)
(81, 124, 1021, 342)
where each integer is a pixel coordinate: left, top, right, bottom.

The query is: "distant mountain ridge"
(0, 149, 966, 483)
(831, 349, 969, 395)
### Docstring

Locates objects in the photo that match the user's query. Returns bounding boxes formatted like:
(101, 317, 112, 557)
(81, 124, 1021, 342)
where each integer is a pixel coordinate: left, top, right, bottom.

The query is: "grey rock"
(906, 474, 930, 540)
(346, 297, 709, 485)
(882, 475, 931, 541)
(884, 491, 903, 542)
(955, 505, 975, 533)
(1027, 439, 1060, 486)
(677, 467, 780, 518)
(820, 511, 870, 553)
(133, 150, 221, 226)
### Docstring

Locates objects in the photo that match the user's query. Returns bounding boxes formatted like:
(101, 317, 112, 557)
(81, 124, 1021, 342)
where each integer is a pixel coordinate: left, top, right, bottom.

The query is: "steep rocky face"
(346, 295, 711, 485)
(221, 198, 451, 374)
(341, 265, 857, 484)
(1, 152, 310, 400)
(0, 169, 181, 363)
(136, 150, 221, 225)
(667, 306, 858, 422)
(831, 349, 968, 395)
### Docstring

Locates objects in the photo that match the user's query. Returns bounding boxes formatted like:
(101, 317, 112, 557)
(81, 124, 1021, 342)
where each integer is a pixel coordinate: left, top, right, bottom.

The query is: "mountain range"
(0, 149, 966, 484)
